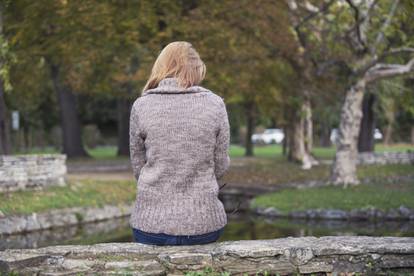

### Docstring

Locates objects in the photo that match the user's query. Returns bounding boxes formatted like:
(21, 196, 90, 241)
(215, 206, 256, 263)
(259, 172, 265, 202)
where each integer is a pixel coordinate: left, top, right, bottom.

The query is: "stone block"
(0, 154, 67, 193)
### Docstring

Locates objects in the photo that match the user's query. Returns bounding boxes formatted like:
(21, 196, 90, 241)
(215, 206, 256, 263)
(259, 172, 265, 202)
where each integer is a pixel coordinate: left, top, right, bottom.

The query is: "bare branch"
(286, 0, 335, 54)
(357, 47, 414, 75)
(295, 0, 335, 29)
(365, 58, 414, 83)
(370, 64, 407, 70)
(344, 0, 378, 53)
(286, 0, 298, 11)
(382, 47, 414, 57)
(304, 1, 319, 13)
(370, 0, 400, 55)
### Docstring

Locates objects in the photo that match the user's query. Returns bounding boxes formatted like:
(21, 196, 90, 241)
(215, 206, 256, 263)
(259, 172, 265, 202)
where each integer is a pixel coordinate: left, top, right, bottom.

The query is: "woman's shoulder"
(192, 86, 227, 113)
(187, 85, 224, 105)
(134, 85, 225, 107)
(192, 85, 225, 102)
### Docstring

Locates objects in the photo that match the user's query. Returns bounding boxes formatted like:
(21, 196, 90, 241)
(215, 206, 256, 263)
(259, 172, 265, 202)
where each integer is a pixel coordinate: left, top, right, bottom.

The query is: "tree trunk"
(411, 125, 414, 145)
(288, 99, 318, 169)
(23, 117, 30, 152)
(384, 122, 393, 145)
(282, 124, 288, 156)
(0, 80, 11, 155)
(320, 121, 331, 148)
(0, 5, 11, 155)
(302, 96, 319, 169)
(117, 97, 133, 156)
(289, 111, 305, 163)
(358, 91, 376, 152)
(330, 80, 366, 187)
(303, 98, 313, 152)
(244, 101, 255, 157)
(50, 63, 88, 158)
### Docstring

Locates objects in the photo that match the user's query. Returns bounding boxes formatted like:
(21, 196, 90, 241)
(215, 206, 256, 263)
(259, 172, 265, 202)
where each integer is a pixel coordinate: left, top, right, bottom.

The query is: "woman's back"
(129, 77, 230, 236)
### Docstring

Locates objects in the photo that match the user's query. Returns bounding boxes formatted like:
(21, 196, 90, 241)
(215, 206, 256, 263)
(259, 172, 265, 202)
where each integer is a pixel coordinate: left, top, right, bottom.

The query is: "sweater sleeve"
(129, 102, 147, 181)
(214, 99, 231, 180)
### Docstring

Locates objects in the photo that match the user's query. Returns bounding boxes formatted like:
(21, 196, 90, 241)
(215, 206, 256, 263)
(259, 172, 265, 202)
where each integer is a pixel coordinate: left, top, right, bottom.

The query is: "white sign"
(12, 111, 19, 130)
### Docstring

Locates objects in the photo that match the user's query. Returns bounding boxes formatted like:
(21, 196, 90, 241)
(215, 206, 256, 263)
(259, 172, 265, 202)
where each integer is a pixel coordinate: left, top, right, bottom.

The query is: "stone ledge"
(0, 236, 413, 275)
(252, 205, 414, 221)
(357, 151, 414, 165)
(0, 203, 132, 235)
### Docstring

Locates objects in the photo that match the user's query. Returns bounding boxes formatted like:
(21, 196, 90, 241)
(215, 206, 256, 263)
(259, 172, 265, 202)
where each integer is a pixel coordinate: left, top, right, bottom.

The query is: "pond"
(1, 212, 413, 250)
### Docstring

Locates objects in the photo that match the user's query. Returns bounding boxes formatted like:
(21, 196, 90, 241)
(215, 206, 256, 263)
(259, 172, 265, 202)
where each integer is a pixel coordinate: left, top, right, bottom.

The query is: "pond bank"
(1, 174, 413, 236)
(3, 214, 414, 250)
(253, 205, 414, 221)
(1, 236, 413, 275)
(0, 203, 131, 235)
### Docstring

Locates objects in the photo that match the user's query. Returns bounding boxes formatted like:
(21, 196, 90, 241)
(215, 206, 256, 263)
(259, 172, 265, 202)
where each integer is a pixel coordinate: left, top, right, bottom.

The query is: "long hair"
(143, 41, 206, 91)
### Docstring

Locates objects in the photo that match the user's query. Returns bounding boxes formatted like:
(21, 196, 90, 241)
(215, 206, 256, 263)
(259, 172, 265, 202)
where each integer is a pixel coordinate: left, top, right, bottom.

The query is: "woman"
(129, 41, 230, 246)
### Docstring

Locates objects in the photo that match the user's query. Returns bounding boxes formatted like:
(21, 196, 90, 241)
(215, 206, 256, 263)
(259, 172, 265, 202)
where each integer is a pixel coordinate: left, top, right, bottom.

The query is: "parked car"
(252, 128, 285, 144)
(330, 128, 383, 144)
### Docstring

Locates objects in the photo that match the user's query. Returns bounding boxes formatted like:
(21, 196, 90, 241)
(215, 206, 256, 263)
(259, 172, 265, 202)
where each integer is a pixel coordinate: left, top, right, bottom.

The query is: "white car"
(330, 128, 383, 144)
(252, 128, 285, 144)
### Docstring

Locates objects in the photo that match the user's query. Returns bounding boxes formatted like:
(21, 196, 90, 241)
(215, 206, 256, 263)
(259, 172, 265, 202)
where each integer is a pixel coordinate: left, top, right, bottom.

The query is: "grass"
(0, 179, 136, 216)
(5, 143, 413, 216)
(357, 164, 414, 179)
(14, 146, 128, 161)
(223, 158, 329, 185)
(230, 143, 335, 159)
(223, 155, 414, 186)
(250, 178, 414, 213)
(184, 267, 234, 276)
(87, 146, 126, 160)
(1, 164, 411, 217)
(15, 143, 414, 160)
(231, 143, 413, 159)
(184, 267, 275, 276)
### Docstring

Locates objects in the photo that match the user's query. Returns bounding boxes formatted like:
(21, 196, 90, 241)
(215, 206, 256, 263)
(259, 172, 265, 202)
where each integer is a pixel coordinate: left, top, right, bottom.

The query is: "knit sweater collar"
(141, 77, 209, 96)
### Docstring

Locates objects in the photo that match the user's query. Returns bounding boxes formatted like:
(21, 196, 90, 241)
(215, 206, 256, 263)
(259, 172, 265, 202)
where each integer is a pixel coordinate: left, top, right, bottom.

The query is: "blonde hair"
(143, 41, 206, 91)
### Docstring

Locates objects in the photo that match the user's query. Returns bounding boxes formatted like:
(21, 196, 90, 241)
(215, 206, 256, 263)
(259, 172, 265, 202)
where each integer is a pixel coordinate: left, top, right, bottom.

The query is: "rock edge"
(1, 236, 413, 275)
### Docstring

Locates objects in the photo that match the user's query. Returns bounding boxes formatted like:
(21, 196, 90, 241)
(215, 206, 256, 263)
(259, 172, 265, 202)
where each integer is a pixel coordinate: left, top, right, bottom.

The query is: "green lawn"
(232, 143, 414, 159)
(223, 156, 414, 186)
(250, 178, 414, 213)
(1, 163, 412, 216)
(5, 143, 413, 217)
(15, 143, 414, 160)
(0, 179, 136, 216)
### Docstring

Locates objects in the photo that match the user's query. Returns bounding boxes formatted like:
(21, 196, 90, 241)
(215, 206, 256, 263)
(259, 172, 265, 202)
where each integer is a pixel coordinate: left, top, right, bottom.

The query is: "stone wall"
(253, 205, 414, 222)
(357, 151, 414, 165)
(0, 237, 413, 275)
(0, 154, 67, 192)
(0, 203, 132, 235)
(0, 217, 131, 250)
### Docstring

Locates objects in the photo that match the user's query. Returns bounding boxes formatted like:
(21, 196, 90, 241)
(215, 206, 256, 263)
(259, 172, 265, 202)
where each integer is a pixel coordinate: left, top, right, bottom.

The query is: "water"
(1, 213, 413, 250)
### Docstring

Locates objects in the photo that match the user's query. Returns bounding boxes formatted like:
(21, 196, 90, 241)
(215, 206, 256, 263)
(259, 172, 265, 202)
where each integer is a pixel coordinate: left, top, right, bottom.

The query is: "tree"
(358, 89, 376, 152)
(0, 0, 14, 154)
(329, 0, 414, 186)
(5, 1, 169, 157)
(6, 1, 90, 157)
(180, 0, 298, 157)
(281, 0, 414, 185)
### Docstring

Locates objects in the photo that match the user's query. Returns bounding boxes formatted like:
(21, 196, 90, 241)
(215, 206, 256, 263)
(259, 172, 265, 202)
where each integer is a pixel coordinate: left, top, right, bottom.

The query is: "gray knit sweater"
(129, 77, 230, 235)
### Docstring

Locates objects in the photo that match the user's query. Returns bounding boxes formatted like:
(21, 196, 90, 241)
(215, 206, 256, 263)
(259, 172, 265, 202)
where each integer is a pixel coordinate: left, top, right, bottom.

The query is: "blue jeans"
(132, 227, 225, 246)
